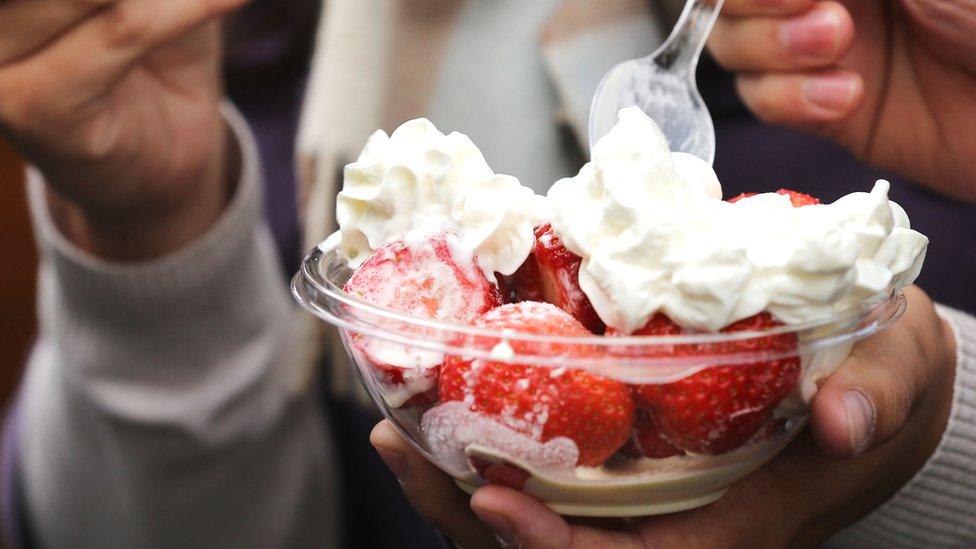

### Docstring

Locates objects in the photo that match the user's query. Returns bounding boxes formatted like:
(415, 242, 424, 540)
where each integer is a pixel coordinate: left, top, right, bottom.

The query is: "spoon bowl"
(589, 0, 725, 163)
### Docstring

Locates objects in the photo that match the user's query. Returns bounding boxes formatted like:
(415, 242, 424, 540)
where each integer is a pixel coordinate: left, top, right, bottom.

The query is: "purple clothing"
(229, 74, 305, 275)
(223, 0, 320, 275)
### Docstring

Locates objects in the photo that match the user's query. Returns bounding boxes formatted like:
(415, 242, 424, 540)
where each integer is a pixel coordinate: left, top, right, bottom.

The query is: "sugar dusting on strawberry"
(438, 302, 633, 466)
(421, 401, 580, 473)
(612, 313, 801, 455)
(344, 229, 503, 407)
(507, 224, 605, 334)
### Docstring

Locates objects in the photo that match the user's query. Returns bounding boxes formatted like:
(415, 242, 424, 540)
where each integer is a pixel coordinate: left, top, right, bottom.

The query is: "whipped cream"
(332, 117, 548, 281)
(548, 107, 928, 333)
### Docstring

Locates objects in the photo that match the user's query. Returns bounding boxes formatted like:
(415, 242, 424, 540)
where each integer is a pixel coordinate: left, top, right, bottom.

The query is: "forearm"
(15, 105, 337, 548)
(828, 305, 976, 547)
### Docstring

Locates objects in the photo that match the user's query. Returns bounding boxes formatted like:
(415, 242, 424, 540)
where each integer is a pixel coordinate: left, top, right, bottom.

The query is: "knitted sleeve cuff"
(831, 304, 976, 546)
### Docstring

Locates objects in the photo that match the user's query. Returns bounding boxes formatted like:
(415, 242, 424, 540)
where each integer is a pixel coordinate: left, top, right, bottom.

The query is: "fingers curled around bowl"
(470, 485, 645, 549)
(810, 286, 958, 457)
(369, 420, 498, 549)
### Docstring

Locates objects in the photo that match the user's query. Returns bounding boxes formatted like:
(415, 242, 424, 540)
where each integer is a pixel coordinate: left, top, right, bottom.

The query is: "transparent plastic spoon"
(588, 0, 725, 163)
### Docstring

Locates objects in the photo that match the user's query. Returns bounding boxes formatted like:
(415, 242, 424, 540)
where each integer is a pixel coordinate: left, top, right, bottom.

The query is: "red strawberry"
(501, 246, 544, 303)
(728, 189, 820, 207)
(726, 192, 757, 203)
(439, 302, 634, 466)
(776, 189, 820, 207)
(344, 230, 503, 407)
(621, 408, 683, 459)
(508, 224, 605, 334)
(610, 313, 800, 455)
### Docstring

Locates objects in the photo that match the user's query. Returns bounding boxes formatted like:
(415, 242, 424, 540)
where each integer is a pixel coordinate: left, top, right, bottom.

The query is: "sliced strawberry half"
(728, 189, 820, 207)
(439, 302, 634, 466)
(344, 230, 503, 407)
(609, 313, 801, 455)
(508, 224, 605, 334)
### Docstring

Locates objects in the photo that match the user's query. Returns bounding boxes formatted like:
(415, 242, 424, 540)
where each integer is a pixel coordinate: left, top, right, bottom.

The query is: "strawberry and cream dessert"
(317, 106, 928, 514)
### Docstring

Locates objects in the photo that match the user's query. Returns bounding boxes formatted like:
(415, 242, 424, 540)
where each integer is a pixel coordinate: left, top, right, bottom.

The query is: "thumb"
(470, 486, 642, 549)
(810, 287, 954, 456)
(810, 354, 903, 457)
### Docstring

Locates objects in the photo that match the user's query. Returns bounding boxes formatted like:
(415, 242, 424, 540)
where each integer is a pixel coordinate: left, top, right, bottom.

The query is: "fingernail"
(844, 390, 876, 456)
(804, 73, 859, 113)
(780, 9, 839, 57)
(375, 447, 408, 484)
(473, 509, 516, 546)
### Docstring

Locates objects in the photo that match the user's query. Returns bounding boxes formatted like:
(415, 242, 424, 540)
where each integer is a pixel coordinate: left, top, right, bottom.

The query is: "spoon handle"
(652, 0, 725, 75)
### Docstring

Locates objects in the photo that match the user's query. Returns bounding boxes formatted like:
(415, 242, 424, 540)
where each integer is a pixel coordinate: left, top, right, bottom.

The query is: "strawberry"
(508, 224, 605, 334)
(439, 302, 634, 466)
(727, 189, 820, 207)
(621, 407, 683, 459)
(610, 313, 800, 455)
(776, 189, 820, 207)
(500, 246, 544, 303)
(726, 192, 756, 203)
(344, 230, 503, 407)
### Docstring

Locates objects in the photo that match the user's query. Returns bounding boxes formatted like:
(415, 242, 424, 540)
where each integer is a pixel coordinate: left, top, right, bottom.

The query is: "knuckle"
(77, 119, 120, 161)
(101, 5, 153, 49)
(66, 0, 118, 13)
(0, 77, 41, 128)
(783, 91, 812, 120)
(706, 43, 732, 70)
(881, 367, 915, 427)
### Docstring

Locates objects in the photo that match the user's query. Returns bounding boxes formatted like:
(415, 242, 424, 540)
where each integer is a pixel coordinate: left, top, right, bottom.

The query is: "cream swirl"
(548, 107, 928, 333)
(332, 117, 548, 280)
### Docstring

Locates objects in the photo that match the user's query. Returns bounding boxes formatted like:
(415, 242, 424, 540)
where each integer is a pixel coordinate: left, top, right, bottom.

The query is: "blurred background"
(0, 143, 31, 412)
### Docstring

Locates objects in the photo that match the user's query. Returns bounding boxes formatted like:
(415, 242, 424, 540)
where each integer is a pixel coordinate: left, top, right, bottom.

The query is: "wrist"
(909, 300, 956, 470)
(47, 120, 240, 261)
(929, 314, 958, 450)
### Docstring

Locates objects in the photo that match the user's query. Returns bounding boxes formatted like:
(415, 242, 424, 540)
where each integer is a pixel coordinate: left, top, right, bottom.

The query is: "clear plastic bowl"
(293, 245, 906, 517)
